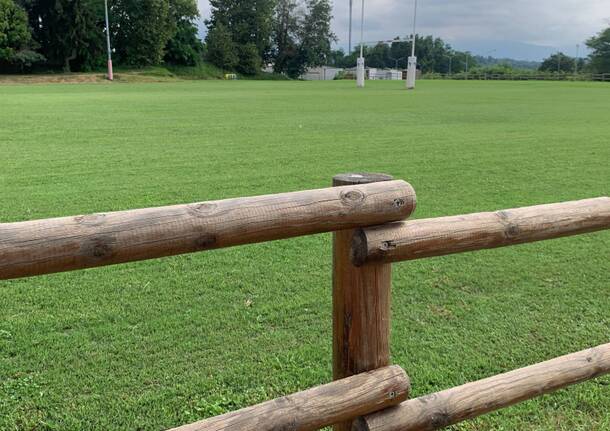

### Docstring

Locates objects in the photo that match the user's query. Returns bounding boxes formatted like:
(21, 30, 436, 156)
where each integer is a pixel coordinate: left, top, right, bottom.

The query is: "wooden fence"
(1, 173, 609, 431)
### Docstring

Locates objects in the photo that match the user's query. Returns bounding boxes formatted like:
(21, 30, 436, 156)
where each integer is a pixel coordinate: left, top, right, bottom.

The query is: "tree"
(236, 42, 260, 74)
(270, 0, 335, 78)
(0, 0, 44, 71)
(20, 0, 103, 71)
(539, 52, 575, 73)
(164, 0, 203, 65)
(299, 0, 334, 67)
(111, 0, 174, 66)
(586, 27, 610, 73)
(1, 0, 28, 60)
(206, 0, 275, 74)
(272, 0, 299, 74)
(205, 22, 237, 70)
(164, 18, 204, 65)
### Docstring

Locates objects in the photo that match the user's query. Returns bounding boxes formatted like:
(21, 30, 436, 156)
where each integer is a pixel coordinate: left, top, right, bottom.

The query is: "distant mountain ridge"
(474, 56, 540, 70)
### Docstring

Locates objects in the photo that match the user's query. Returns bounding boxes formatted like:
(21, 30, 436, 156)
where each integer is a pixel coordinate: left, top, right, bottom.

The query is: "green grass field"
(1, 80, 609, 430)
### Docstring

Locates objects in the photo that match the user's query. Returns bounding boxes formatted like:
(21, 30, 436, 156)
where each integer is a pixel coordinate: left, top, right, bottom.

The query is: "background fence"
(422, 72, 610, 82)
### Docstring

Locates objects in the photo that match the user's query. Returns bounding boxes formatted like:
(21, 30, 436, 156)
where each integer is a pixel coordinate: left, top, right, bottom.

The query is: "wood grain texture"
(168, 365, 410, 431)
(333, 173, 401, 431)
(352, 197, 610, 266)
(353, 343, 610, 431)
(0, 180, 416, 280)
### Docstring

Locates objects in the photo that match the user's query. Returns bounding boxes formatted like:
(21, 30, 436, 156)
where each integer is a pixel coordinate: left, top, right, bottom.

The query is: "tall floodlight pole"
(349, 0, 353, 54)
(356, 0, 365, 88)
(406, 0, 418, 89)
(575, 44, 580, 75)
(104, 0, 113, 81)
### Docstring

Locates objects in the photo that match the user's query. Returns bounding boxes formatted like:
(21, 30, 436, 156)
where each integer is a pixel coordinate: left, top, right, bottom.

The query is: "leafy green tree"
(205, 22, 237, 70)
(164, 18, 204, 65)
(271, 0, 335, 78)
(539, 52, 575, 73)
(272, 0, 299, 74)
(451, 50, 477, 73)
(0, 0, 40, 68)
(164, 0, 203, 65)
(236, 42, 261, 74)
(586, 27, 610, 73)
(206, 0, 275, 74)
(299, 0, 334, 67)
(21, 0, 103, 71)
(111, 0, 173, 66)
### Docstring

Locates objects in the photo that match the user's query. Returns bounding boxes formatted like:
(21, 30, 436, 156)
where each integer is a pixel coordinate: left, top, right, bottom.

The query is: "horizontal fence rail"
(3, 172, 609, 431)
(352, 343, 610, 431)
(0, 180, 416, 280)
(169, 366, 410, 431)
(422, 73, 610, 82)
(351, 197, 610, 266)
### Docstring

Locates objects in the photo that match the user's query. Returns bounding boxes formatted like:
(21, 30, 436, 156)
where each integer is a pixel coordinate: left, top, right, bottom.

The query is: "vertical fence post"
(332, 173, 394, 431)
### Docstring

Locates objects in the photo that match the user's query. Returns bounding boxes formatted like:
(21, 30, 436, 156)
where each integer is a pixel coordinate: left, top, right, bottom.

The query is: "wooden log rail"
(353, 343, 610, 431)
(351, 197, 610, 266)
(0, 180, 416, 280)
(170, 365, 410, 431)
(2, 172, 609, 431)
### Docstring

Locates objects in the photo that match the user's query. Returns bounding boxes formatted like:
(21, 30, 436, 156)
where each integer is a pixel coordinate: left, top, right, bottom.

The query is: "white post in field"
(356, 0, 365, 88)
(104, 0, 113, 81)
(406, 0, 418, 89)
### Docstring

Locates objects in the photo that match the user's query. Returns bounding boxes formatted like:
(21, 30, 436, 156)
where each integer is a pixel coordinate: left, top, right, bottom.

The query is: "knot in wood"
(188, 202, 218, 217)
(430, 410, 452, 428)
(195, 234, 217, 250)
(340, 189, 366, 207)
(74, 213, 106, 226)
(380, 241, 396, 251)
(87, 236, 114, 259)
(506, 224, 520, 238)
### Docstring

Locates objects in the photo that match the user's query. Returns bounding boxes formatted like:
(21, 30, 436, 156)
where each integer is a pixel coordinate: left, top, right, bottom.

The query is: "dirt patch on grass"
(0, 71, 178, 85)
(0, 73, 108, 85)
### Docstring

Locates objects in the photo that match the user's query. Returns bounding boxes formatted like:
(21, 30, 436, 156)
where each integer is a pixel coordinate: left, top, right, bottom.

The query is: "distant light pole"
(348, 0, 353, 54)
(406, 0, 418, 89)
(104, 0, 113, 81)
(557, 51, 561, 73)
(389, 55, 407, 70)
(446, 54, 453, 75)
(356, 0, 365, 88)
(575, 44, 580, 74)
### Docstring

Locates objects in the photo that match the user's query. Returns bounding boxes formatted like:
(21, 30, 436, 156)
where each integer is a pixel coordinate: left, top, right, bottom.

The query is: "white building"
(302, 67, 344, 81)
(368, 69, 403, 80)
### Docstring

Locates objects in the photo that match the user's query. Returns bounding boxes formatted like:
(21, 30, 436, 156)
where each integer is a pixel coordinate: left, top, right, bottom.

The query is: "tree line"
(0, 0, 203, 72)
(1, 0, 609, 76)
(328, 36, 478, 74)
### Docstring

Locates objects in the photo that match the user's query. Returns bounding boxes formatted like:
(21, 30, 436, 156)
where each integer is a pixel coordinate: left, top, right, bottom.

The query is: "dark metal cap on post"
(333, 173, 395, 187)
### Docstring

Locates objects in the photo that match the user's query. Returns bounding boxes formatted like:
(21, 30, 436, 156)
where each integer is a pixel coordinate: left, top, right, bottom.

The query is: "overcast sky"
(196, 1, 610, 61)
